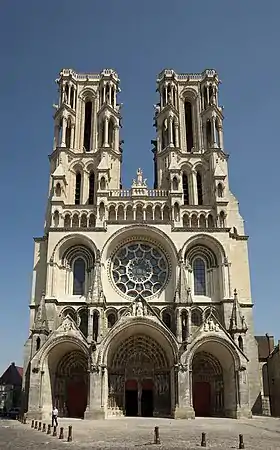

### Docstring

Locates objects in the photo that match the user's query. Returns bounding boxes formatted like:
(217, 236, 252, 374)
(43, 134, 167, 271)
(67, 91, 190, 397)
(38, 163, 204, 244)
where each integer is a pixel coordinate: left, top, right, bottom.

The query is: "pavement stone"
(1, 416, 280, 449)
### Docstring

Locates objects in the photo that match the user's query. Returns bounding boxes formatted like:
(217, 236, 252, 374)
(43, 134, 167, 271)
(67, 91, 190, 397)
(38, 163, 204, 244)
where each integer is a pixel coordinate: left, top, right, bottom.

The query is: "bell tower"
(46, 68, 122, 232)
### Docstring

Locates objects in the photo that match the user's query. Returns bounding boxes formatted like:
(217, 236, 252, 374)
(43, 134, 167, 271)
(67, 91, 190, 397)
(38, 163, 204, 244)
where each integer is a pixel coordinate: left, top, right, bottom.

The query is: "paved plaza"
(1, 416, 280, 449)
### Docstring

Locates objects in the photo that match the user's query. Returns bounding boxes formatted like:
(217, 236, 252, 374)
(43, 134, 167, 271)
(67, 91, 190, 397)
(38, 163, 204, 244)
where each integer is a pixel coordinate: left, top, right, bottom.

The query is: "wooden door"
(67, 379, 87, 418)
(193, 381, 211, 417)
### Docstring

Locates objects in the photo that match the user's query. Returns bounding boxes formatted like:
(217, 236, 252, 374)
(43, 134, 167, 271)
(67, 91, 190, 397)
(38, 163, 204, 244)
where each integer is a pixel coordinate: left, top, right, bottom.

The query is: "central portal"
(108, 334, 171, 417)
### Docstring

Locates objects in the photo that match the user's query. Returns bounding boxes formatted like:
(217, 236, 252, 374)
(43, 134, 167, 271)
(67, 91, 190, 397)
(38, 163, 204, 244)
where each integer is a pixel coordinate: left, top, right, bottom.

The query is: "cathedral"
(22, 67, 261, 421)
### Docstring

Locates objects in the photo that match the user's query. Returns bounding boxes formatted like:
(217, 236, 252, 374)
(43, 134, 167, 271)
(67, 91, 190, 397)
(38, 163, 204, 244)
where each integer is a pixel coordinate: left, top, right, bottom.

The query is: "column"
(168, 117, 174, 147)
(91, 98, 97, 151)
(70, 124, 75, 149)
(54, 124, 60, 150)
(191, 170, 198, 205)
(174, 122, 179, 148)
(104, 117, 109, 147)
(218, 125, 224, 150)
(174, 365, 195, 419)
(114, 125, 119, 152)
(212, 116, 218, 148)
(109, 84, 112, 106)
(176, 308, 182, 342)
(88, 309, 94, 342)
(60, 117, 67, 147)
(85, 366, 105, 419)
(222, 258, 231, 299)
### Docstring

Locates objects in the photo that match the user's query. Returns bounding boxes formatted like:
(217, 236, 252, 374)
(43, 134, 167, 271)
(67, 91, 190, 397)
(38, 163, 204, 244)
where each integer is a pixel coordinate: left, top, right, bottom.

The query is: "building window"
(79, 310, 88, 337)
(238, 336, 244, 351)
(182, 173, 189, 205)
(75, 172, 82, 205)
(107, 313, 116, 328)
(88, 172, 95, 205)
(184, 101, 194, 152)
(36, 337, 41, 351)
(83, 101, 93, 151)
(193, 257, 206, 295)
(197, 171, 203, 205)
(73, 258, 86, 295)
(162, 311, 172, 331)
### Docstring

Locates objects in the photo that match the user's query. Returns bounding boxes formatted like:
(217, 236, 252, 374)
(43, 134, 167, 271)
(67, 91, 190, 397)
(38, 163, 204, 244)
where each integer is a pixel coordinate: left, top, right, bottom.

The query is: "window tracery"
(111, 241, 169, 298)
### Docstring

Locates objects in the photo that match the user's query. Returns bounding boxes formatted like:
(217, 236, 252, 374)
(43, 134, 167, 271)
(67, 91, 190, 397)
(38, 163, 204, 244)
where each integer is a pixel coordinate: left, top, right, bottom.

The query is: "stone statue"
(62, 317, 73, 332)
(204, 321, 210, 332)
(209, 318, 215, 331)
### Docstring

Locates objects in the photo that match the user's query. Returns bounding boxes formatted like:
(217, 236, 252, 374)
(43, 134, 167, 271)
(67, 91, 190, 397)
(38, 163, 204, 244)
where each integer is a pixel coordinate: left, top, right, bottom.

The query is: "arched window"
(172, 177, 179, 191)
(196, 171, 203, 205)
(183, 214, 189, 227)
(108, 119, 114, 147)
(80, 214, 87, 228)
(174, 203, 180, 222)
(184, 101, 194, 152)
(191, 309, 202, 326)
(64, 214, 71, 228)
(36, 337, 41, 351)
(219, 211, 226, 228)
(181, 311, 188, 341)
(79, 310, 88, 338)
(70, 86, 75, 108)
(238, 336, 244, 351)
(89, 214, 96, 228)
(55, 183, 61, 197)
(65, 84, 69, 103)
(65, 119, 71, 148)
(217, 183, 223, 198)
(83, 101, 93, 151)
(107, 313, 116, 328)
(182, 173, 189, 205)
(53, 211, 59, 227)
(206, 120, 212, 147)
(193, 258, 206, 295)
(162, 119, 168, 149)
(208, 214, 214, 228)
(162, 311, 172, 331)
(73, 258, 86, 295)
(88, 172, 95, 205)
(100, 177, 106, 190)
(75, 172, 82, 205)
(93, 311, 99, 341)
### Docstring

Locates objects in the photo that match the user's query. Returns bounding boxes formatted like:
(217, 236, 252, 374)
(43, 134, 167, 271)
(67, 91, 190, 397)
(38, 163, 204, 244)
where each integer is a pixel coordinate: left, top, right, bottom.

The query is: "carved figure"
(62, 317, 73, 332)
(209, 318, 215, 331)
(204, 321, 210, 332)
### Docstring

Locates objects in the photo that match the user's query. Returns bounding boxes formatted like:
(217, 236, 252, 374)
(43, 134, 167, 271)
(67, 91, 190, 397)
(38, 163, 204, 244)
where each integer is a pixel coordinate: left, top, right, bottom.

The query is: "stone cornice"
(33, 235, 48, 243)
(171, 227, 231, 233)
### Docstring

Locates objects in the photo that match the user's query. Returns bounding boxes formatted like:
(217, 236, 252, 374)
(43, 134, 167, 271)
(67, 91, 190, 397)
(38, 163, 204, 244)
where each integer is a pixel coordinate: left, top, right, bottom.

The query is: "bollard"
(47, 424, 51, 435)
(38, 422, 42, 431)
(154, 426, 160, 444)
(53, 426, 57, 437)
(201, 432, 206, 447)
(59, 427, 64, 439)
(67, 425, 73, 442)
(34, 421, 38, 430)
(31, 419, 34, 428)
(42, 423, 46, 433)
(239, 434, 245, 449)
(23, 416, 27, 424)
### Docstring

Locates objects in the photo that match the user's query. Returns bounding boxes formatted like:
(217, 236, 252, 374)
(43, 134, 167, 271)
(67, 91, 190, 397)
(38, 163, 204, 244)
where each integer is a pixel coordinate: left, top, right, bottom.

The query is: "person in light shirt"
(52, 406, 58, 427)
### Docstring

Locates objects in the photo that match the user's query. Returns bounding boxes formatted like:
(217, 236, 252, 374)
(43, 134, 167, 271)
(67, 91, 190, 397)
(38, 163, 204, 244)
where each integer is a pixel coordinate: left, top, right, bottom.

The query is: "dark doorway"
(141, 390, 154, 417)
(193, 381, 211, 417)
(67, 379, 87, 418)
(125, 390, 138, 416)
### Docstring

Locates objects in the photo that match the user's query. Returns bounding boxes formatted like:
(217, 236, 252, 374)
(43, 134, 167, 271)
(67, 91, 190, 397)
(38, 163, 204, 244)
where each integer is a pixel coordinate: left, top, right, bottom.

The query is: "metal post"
(59, 427, 64, 439)
(67, 425, 73, 442)
(53, 426, 57, 437)
(42, 423, 46, 432)
(239, 434, 245, 449)
(154, 426, 160, 444)
(47, 424, 51, 435)
(201, 432, 206, 447)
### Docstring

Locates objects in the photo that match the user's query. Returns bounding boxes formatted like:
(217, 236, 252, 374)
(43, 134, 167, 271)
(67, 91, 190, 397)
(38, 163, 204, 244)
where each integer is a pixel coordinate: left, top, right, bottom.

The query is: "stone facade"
(22, 67, 261, 422)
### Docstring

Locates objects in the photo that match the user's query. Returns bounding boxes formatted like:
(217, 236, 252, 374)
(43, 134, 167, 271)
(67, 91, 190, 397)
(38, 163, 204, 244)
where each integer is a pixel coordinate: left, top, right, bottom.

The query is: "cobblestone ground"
(1, 416, 280, 449)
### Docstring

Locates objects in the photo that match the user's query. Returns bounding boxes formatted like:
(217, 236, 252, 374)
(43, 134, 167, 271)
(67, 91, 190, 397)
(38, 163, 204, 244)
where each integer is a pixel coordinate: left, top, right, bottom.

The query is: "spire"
(88, 252, 104, 304)
(175, 258, 192, 304)
(33, 292, 49, 333)
(229, 289, 247, 333)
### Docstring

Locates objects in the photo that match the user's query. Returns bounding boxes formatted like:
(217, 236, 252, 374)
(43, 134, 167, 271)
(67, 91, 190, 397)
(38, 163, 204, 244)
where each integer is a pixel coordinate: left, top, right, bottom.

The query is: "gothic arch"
(79, 88, 96, 101)
(50, 233, 98, 265)
(97, 318, 178, 367)
(181, 234, 226, 265)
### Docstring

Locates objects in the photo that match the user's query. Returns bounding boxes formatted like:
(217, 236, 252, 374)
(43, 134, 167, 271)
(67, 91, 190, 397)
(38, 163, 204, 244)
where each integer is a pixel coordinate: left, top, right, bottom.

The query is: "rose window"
(111, 242, 169, 298)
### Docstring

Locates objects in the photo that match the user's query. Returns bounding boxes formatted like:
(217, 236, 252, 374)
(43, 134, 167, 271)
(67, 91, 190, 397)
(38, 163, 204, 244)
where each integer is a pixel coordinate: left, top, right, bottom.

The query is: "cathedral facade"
(22, 67, 260, 421)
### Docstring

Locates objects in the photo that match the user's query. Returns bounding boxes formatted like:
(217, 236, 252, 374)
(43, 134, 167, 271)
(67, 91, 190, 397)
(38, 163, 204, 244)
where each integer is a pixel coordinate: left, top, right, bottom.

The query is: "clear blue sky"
(0, 0, 279, 374)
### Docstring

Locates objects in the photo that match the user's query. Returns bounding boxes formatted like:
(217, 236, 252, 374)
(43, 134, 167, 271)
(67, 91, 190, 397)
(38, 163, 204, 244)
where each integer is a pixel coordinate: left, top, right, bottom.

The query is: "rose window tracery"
(111, 241, 169, 298)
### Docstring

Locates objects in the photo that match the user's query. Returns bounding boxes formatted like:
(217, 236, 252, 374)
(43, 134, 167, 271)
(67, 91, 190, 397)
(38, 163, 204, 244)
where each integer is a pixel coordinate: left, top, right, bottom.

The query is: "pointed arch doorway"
(107, 334, 171, 417)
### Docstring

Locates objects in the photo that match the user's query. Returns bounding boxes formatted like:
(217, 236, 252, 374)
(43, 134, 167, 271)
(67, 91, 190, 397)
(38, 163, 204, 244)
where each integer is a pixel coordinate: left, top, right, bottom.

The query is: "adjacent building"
(0, 362, 23, 413)
(22, 67, 261, 421)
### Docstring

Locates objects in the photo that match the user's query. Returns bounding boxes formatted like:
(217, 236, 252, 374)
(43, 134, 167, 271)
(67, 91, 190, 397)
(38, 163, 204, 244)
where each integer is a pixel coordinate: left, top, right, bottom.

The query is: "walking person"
(52, 406, 58, 427)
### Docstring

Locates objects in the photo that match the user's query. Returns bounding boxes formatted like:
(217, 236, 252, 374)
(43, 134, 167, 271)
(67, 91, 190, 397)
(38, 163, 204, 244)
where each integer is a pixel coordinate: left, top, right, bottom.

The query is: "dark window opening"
(238, 336, 244, 351)
(184, 101, 194, 152)
(183, 173, 189, 205)
(83, 101, 92, 151)
(197, 172, 203, 205)
(79, 310, 88, 337)
(162, 311, 172, 330)
(73, 258, 86, 295)
(107, 313, 116, 328)
(88, 172, 95, 205)
(93, 312, 99, 341)
(36, 337, 41, 351)
(206, 120, 212, 147)
(181, 311, 188, 341)
(65, 121, 71, 148)
(75, 172, 81, 205)
(70, 86, 75, 108)
(193, 258, 206, 295)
